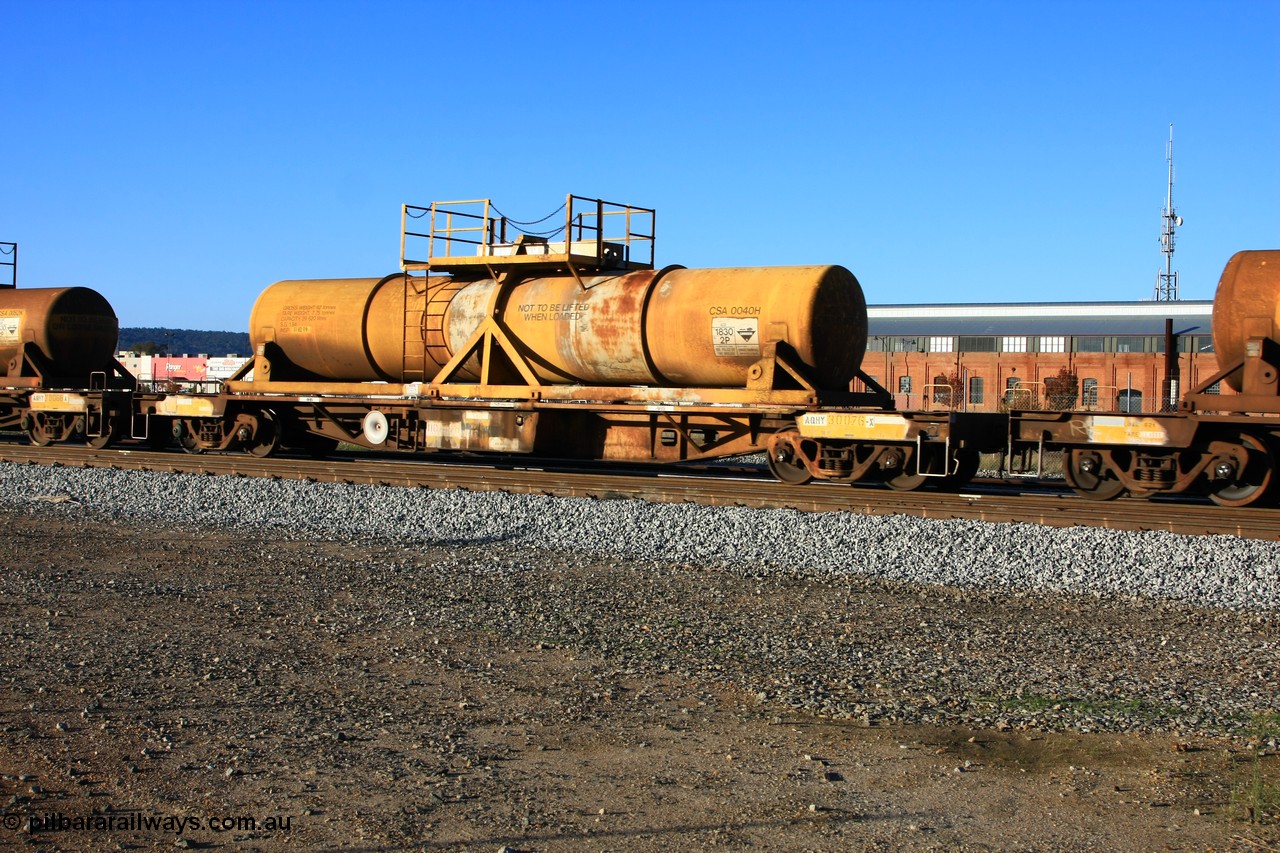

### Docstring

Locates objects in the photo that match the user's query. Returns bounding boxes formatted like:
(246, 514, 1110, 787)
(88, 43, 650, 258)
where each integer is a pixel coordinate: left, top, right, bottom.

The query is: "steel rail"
(1, 444, 1278, 541)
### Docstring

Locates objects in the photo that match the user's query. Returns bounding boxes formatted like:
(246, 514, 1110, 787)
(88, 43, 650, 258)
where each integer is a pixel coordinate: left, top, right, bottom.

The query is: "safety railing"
(142, 379, 225, 395)
(403, 198, 492, 263)
(0, 242, 15, 288)
(401, 194, 655, 273)
(921, 382, 961, 411)
(893, 379, 1216, 415)
(1002, 382, 1043, 410)
(1080, 384, 1119, 411)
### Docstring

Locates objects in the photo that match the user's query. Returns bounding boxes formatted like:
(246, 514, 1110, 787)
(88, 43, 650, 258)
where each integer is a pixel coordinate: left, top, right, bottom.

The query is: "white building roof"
(866, 301, 1213, 337)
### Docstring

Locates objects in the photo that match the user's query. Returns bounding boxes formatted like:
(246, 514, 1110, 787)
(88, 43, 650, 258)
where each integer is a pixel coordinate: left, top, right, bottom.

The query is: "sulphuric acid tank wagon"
(247, 265, 868, 390)
(178, 195, 994, 486)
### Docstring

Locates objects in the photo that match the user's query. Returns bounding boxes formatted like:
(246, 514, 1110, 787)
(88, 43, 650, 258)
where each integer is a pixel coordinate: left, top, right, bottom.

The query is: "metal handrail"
(920, 382, 961, 411)
(1081, 384, 1119, 411)
(0, 242, 15, 289)
(401, 195, 655, 271)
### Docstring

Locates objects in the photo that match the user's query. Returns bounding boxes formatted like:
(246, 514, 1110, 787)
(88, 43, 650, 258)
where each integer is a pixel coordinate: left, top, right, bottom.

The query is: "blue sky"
(2, 1, 1277, 330)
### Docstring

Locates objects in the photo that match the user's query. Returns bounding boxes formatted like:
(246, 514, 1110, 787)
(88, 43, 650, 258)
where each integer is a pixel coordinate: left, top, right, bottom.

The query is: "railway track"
(2, 443, 1278, 541)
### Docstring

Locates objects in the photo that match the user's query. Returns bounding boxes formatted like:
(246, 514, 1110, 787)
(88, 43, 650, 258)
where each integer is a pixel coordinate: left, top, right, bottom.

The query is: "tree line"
(118, 328, 251, 357)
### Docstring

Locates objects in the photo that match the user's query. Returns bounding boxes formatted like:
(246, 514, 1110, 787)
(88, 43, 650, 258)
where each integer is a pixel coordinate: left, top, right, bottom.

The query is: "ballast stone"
(0, 461, 1277, 612)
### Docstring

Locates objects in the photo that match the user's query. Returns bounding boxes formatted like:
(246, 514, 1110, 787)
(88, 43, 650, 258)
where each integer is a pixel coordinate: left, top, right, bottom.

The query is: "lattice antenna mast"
(1154, 124, 1182, 301)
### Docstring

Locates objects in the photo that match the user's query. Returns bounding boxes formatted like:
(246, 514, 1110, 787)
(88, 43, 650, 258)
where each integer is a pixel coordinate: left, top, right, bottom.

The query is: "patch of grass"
(1231, 713, 1280, 825)
(977, 692, 1175, 722)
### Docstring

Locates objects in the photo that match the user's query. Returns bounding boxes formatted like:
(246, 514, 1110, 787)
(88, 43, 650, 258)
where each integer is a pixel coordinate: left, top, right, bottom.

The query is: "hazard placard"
(711, 317, 760, 357)
(0, 312, 22, 346)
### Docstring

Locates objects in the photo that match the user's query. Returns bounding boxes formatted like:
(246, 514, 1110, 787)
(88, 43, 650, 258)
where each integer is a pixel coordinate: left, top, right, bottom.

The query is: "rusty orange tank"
(246, 274, 425, 381)
(1210, 250, 1280, 391)
(249, 265, 867, 389)
(0, 287, 118, 378)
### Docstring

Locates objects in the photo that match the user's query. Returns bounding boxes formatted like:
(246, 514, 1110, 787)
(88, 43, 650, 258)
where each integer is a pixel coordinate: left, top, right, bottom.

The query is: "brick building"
(863, 300, 1218, 413)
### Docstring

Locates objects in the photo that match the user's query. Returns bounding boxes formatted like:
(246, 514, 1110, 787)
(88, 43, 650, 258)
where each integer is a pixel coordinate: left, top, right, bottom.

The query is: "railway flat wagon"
(162, 196, 1003, 488)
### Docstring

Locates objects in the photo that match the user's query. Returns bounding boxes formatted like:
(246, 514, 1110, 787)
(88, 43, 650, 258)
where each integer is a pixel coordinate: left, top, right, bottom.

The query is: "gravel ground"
(0, 460, 1276, 735)
(1, 460, 1278, 850)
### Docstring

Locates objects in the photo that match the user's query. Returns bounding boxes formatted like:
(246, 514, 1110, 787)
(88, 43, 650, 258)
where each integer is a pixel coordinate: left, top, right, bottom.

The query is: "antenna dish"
(1175, 216, 1184, 227)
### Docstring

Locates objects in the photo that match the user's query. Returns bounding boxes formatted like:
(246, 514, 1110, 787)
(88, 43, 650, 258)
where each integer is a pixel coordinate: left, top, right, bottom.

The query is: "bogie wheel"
(1208, 433, 1274, 508)
(177, 420, 206, 455)
(885, 444, 943, 491)
(246, 410, 281, 458)
(1063, 449, 1126, 501)
(940, 449, 981, 490)
(86, 415, 122, 450)
(767, 429, 813, 485)
(25, 413, 55, 447)
(146, 419, 172, 450)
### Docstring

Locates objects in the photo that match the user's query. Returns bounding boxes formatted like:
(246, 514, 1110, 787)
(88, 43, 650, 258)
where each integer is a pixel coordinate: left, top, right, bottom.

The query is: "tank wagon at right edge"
(2, 200, 1279, 509)
(1004, 250, 1280, 506)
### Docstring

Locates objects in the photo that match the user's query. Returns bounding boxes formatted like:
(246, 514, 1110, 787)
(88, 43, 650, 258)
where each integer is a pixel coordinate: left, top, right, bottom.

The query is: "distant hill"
(118, 328, 251, 357)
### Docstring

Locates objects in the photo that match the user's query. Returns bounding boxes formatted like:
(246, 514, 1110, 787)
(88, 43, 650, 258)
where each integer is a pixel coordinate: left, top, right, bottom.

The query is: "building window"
(931, 374, 955, 405)
(1038, 336, 1066, 353)
(1203, 381, 1220, 395)
(958, 336, 998, 352)
(867, 337, 916, 352)
(1154, 336, 1200, 354)
(1002, 336, 1028, 353)
(928, 336, 954, 353)
(968, 376, 984, 405)
(1082, 378, 1099, 407)
(899, 376, 912, 394)
(1003, 376, 1022, 406)
(1115, 336, 1146, 353)
(1076, 336, 1106, 353)
(1118, 389, 1143, 413)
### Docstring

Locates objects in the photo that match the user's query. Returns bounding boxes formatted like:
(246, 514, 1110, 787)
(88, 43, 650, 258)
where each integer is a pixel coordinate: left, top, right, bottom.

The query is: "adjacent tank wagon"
(0, 284, 136, 446)
(1006, 250, 1280, 506)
